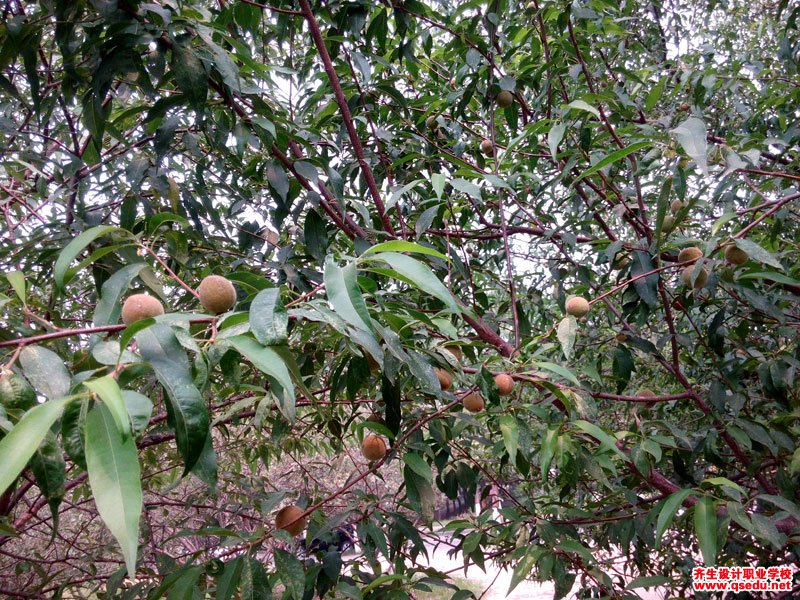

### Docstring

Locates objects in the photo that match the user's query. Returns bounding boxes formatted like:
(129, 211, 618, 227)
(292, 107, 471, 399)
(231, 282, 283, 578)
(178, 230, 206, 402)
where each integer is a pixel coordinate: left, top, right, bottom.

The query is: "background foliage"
(1, 0, 799, 597)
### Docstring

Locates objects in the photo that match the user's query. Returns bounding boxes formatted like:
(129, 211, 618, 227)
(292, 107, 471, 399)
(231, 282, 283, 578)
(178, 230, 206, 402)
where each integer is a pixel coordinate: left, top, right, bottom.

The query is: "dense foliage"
(1, 0, 799, 597)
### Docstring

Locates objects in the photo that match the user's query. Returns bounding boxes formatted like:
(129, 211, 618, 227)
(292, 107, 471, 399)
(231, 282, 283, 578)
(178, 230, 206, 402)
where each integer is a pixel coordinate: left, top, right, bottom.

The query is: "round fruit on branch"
(463, 392, 485, 413)
(197, 275, 237, 314)
(677, 247, 703, 263)
(435, 368, 453, 391)
(361, 434, 387, 461)
(494, 373, 515, 396)
(565, 296, 590, 318)
(496, 90, 514, 108)
(121, 294, 165, 325)
(724, 244, 748, 265)
(681, 264, 709, 289)
(275, 505, 307, 537)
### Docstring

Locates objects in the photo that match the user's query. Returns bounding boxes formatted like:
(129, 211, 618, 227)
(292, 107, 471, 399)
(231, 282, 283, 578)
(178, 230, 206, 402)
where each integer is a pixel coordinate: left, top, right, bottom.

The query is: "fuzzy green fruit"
(198, 275, 237, 314)
(121, 294, 165, 325)
(496, 90, 514, 108)
(724, 245, 748, 266)
(677, 247, 703, 263)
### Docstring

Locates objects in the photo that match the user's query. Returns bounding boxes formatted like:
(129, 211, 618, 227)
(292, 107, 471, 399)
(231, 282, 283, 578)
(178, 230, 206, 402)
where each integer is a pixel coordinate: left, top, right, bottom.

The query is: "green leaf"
(324, 258, 374, 333)
(693, 496, 717, 565)
(402, 452, 432, 483)
(54, 225, 121, 290)
(61, 399, 89, 470)
(136, 324, 210, 474)
(0, 397, 73, 498)
(92, 263, 148, 327)
(364, 252, 458, 312)
(630, 251, 658, 308)
(30, 431, 66, 529)
(250, 288, 288, 345)
(304, 209, 329, 263)
(572, 420, 627, 461)
(191, 433, 217, 488)
(5, 271, 25, 304)
(450, 178, 482, 201)
(532, 361, 581, 386)
(122, 391, 153, 435)
(499, 414, 519, 466)
(274, 549, 305, 600)
(671, 117, 708, 176)
(556, 316, 577, 360)
(431, 173, 445, 199)
(540, 426, 559, 478)
(240, 558, 271, 600)
(655, 489, 692, 548)
(574, 141, 650, 183)
(216, 557, 244, 600)
(548, 122, 566, 159)
(565, 99, 600, 118)
(85, 403, 142, 578)
(227, 336, 295, 422)
(361, 240, 448, 261)
(19, 345, 71, 400)
(84, 376, 131, 438)
(737, 272, 800, 285)
(733, 239, 783, 270)
(508, 548, 538, 594)
(756, 494, 800, 522)
(702, 476, 746, 496)
(644, 77, 666, 111)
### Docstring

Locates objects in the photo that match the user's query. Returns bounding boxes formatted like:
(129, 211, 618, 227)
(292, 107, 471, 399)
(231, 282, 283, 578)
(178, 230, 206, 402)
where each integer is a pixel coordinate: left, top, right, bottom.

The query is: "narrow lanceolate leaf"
(61, 399, 88, 470)
(215, 557, 244, 600)
(499, 414, 519, 466)
(671, 117, 709, 176)
(361, 240, 448, 261)
(20, 345, 71, 400)
(574, 141, 650, 183)
(630, 251, 659, 308)
(240, 558, 271, 600)
(54, 225, 121, 289)
(694, 496, 717, 565)
(84, 376, 131, 438)
(274, 549, 305, 600)
(122, 391, 153, 435)
(324, 257, 374, 333)
(508, 548, 538, 594)
(402, 452, 432, 483)
(30, 431, 66, 529)
(533, 361, 581, 387)
(5, 271, 25, 304)
(557, 316, 578, 360)
(250, 288, 289, 345)
(655, 489, 692, 548)
(136, 324, 209, 474)
(85, 403, 142, 578)
(572, 420, 627, 461)
(227, 336, 296, 421)
(0, 397, 72, 497)
(365, 252, 459, 312)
